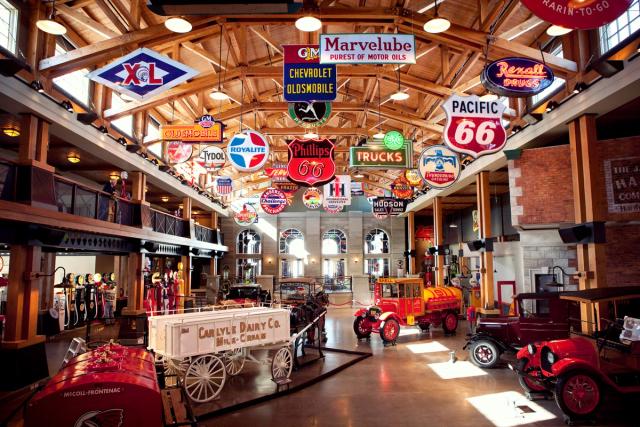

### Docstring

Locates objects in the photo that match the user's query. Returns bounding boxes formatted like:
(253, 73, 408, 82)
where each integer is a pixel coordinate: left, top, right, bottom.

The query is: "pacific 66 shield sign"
(283, 45, 337, 103)
(442, 94, 507, 158)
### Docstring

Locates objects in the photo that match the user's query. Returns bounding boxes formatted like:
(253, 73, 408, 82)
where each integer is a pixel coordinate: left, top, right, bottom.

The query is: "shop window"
(0, 0, 17, 55)
(365, 258, 389, 277)
(236, 258, 261, 283)
(322, 229, 347, 254)
(322, 258, 346, 278)
(365, 228, 389, 254)
(237, 230, 261, 254)
(147, 142, 162, 158)
(52, 44, 91, 108)
(279, 228, 304, 255)
(600, 0, 640, 54)
(110, 93, 133, 137)
(531, 46, 565, 106)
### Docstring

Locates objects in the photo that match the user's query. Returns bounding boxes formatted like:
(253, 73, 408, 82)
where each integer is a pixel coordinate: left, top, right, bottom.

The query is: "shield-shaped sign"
(197, 145, 226, 169)
(287, 138, 336, 187)
(166, 141, 192, 164)
(88, 48, 198, 101)
(288, 102, 332, 128)
(215, 176, 233, 196)
(442, 94, 507, 158)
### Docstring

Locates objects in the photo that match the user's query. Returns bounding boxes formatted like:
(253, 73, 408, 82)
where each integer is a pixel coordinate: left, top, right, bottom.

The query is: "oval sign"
(166, 141, 192, 164)
(302, 187, 323, 210)
(197, 145, 226, 169)
(418, 145, 460, 189)
(391, 176, 414, 199)
(481, 57, 555, 97)
(260, 188, 287, 215)
(233, 204, 258, 226)
(521, 0, 632, 30)
(227, 130, 270, 172)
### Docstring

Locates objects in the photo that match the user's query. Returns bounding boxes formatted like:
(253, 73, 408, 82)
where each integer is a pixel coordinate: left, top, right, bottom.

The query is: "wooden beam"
(55, 4, 120, 39)
(249, 26, 283, 55)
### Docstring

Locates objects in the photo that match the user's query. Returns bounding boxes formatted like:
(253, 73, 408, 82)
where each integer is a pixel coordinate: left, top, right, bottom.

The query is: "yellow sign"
(161, 122, 223, 143)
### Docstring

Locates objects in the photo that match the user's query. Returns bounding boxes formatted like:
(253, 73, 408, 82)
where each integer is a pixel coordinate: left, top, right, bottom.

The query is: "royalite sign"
(227, 130, 270, 172)
(288, 102, 332, 128)
(161, 115, 224, 143)
(197, 145, 226, 169)
(166, 141, 192, 164)
(442, 94, 507, 158)
(372, 198, 407, 217)
(287, 138, 336, 187)
(418, 145, 460, 189)
(260, 188, 288, 215)
(283, 45, 337, 102)
(320, 34, 416, 64)
(605, 157, 640, 214)
(349, 143, 413, 169)
(481, 57, 554, 98)
(521, 0, 632, 30)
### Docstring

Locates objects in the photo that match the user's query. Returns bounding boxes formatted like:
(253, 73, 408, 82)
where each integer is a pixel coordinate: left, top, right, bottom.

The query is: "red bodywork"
(26, 344, 162, 427)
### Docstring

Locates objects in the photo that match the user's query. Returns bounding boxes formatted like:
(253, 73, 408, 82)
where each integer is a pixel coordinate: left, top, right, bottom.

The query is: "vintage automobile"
(464, 292, 580, 368)
(353, 277, 462, 345)
(223, 283, 271, 306)
(512, 286, 640, 421)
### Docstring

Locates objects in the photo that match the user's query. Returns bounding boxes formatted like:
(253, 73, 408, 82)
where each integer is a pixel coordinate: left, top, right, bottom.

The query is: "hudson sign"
(319, 34, 416, 64)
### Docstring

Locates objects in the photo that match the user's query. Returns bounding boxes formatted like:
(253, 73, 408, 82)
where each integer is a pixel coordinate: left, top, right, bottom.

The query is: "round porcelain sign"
(227, 130, 270, 172)
(233, 204, 258, 226)
(521, 0, 632, 30)
(260, 188, 287, 215)
(302, 187, 323, 209)
(197, 145, 226, 169)
(418, 145, 460, 189)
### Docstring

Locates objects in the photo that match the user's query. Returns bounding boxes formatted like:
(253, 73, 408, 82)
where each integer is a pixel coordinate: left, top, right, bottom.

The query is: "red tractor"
(353, 278, 462, 345)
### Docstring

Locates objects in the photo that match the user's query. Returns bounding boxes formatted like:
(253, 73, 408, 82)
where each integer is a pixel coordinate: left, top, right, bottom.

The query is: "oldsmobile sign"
(320, 34, 416, 64)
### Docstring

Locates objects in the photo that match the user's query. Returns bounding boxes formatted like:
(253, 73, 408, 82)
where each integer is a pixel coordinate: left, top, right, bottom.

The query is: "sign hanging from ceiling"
(260, 188, 288, 215)
(265, 162, 289, 183)
(287, 138, 336, 187)
(319, 34, 416, 64)
(372, 198, 407, 217)
(323, 175, 351, 207)
(234, 204, 258, 227)
(481, 57, 554, 98)
(161, 115, 224, 143)
(196, 145, 226, 169)
(283, 44, 337, 103)
(323, 198, 344, 213)
(227, 130, 270, 172)
(166, 141, 192, 164)
(442, 94, 507, 158)
(391, 176, 414, 199)
(88, 48, 198, 101)
(404, 169, 423, 187)
(288, 102, 332, 128)
(521, 0, 632, 30)
(302, 187, 323, 210)
(349, 142, 413, 169)
(215, 176, 233, 196)
(418, 145, 460, 189)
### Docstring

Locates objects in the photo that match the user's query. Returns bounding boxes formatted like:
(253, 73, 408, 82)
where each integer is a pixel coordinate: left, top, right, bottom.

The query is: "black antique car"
(464, 292, 579, 368)
(223, 283, 271, 305)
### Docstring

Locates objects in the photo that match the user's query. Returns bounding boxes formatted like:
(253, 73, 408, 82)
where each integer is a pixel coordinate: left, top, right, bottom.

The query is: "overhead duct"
(146, 0, 302, 15)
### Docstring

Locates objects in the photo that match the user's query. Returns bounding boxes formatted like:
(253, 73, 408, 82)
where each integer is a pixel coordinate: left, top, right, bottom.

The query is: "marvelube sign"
(481, 57, 554, 97)
(283, 44, 337, 102)
(372, 197, 407, 216)
(418, 145, 460, 189)
(521, 0, 632, 30)
(227, 130, 270, 172)
(320, 34, 416, 64)
(288, 102, 332, 128)
(349, 142, 413, 168)
(287, 138, 336, 187)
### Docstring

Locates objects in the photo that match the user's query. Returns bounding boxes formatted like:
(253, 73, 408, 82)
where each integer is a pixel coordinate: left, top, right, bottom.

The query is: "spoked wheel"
(222, 348, 246, 376)
(271, 347, 293, 381)
(555, 371, 602, 419)
(469, 340, 500, 368)
(184, 354, 226, 403)
(164, 356, 191, 378)
(379, 318, 400, 344)
(353, 316, 372, 339)
(442, 311, 459, 334)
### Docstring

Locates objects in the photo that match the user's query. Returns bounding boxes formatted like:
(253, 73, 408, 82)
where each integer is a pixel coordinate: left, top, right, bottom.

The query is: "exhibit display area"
(0, 0, 639, 426)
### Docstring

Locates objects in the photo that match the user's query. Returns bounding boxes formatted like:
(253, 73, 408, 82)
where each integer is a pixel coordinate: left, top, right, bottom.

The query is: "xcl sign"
(197, 145, 226, 169)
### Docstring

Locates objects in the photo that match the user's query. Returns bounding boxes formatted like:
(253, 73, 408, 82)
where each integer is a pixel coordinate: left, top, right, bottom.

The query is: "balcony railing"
(194, 223, 214, 243)
(149, 209, 188, 238)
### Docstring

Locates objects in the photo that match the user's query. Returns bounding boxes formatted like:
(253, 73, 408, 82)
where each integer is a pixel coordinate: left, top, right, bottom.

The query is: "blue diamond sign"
(87, 48, 199, 101)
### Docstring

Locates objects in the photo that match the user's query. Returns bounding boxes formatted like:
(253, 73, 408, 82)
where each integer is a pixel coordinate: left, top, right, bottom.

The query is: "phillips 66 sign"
(442, 94, 507, 158)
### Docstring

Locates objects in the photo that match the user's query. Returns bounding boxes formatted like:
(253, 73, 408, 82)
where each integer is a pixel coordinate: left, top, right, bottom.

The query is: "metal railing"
(194, 223, 214, 243)
(149, 209, 188, 238)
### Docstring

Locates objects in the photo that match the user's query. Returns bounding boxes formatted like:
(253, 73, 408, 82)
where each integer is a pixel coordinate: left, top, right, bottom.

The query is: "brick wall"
(606, 224, 640, 286)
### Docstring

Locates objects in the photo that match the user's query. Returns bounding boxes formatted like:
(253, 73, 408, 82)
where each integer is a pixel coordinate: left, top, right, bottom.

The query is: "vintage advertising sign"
(215, 176, 233, 196)
(418, 145, 460, 189)
(605, 157, 640, 214)
(323, 199, 344, 213)
(265, 162, 289, 183)
(233, 204, 258, 226)
(287, 138, 336, 187)
(481, 57, 554, 98)
(442, 94, 507, 158)
(283, 45, 337, 102)
(349, 143, 413, 168)
(404, 169, 423, 187)
(166, 141, 192, 164)
(391, 176, 414, 199)
(372, 197, 407, 216)
(302, 187, 323, 209)
(88, 48, 198, 101)
(351, 181, 364, 196)
(161, 115, 224, 143)
(288, 102, 332, 128)
(521, 0, 632, 30)
(324, 175, 351, 207)
(260, 188, 288, 215)
(320, 34, 416, 64)
(196, 145, 226, 169)
(227, 130, 270, 172)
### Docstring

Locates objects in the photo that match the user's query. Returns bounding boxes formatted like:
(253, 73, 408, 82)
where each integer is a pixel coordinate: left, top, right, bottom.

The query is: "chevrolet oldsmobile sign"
(88, 48, 198, 101)
(349, 142, 413, 169)
(320, 34, 416, 64)
(283, 45, 337, 102)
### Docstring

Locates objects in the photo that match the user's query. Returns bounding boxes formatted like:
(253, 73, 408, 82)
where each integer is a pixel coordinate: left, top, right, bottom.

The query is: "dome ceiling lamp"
(164, 17, 192, 33)
(423, 0, 451, 34)
(546, 25, 573, 37)
(390, 69, 410, 101)
(295, 0, 322, 32)
(36, 0, 67, 35)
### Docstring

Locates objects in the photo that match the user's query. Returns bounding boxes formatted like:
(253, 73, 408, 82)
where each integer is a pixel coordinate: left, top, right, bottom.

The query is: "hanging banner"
(323, 175, 351, 207)
(227, 130, 270, 172)
(521, 0, 632, 30)
(287, 138, 336, 187)
(481, 57, 554, 98)
(166, 141, 192, 164)
(288, 102, 332, 128)
(349, 142, 413, 168)
(442, 94, 507, 158)
(215, 176, 233, 196)
(283, 44, 337, 102)
(418, 145, 460, 189)
(391, 176, 414, 199)
(604, 156, 640, 214)
(88, 48, 199, 101)
(233, 204, 258, 226)
(197, 145, 226, 169)
(372, 198, 407, 216)
(260, 188, 288, 215)
(320, 34, 416, 64)
(302, 187, 323, 210)
(161, 115, 224, 143)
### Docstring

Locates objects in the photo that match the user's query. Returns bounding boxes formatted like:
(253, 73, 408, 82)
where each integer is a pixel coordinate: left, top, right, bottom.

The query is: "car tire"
(442, 311, 459, 334)
(469, 340, 500, 368)
(353, 316, 371, 339)
(517, 358, 547, 393)
(379, 318, 400, 343)
(554, 370, 602, 420)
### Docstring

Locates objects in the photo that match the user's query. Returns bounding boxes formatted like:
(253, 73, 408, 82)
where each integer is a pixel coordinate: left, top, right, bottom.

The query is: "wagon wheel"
(184, 354, 226, 403)
(222, 348, 246, 376)
(271, 347, 293, 380)
(164, 356, 191, 378)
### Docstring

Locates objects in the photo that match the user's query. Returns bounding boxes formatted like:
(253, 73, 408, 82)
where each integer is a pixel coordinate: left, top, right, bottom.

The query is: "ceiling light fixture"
(390, 69, 410, 101)
(423, 0, 450, 34)
(303, 130, 319, 139)
(546, 25, 572, 37)
(61, 100, 74, 113)
(36, 0, 67, 35)
(354, 171, 365, 179)
(295, 16, 322, 32)
(164, 17, 192, 33)
(109, 172, 120, 181)
(161, 196, 170, 202)
(67, 153, 80, 164)
(2, 125, 19, 137)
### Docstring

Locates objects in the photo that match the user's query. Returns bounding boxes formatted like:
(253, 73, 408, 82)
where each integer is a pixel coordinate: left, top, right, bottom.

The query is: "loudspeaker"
(141, 241, 159, 253)
(77, 112, 98, 125)
(589, 59, 624, 78)
(0, 57, 29, 76)
(466, 238, 494, 252)
(427, 246, 437, 255)
(558, 222, 606, 244)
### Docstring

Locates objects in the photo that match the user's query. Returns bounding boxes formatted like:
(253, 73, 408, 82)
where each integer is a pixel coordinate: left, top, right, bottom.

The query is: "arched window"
(322, 229, 347, 255)
(237, 230, 261, 254)
(365, 229, 389, 254)
(279, 229, 305, 255)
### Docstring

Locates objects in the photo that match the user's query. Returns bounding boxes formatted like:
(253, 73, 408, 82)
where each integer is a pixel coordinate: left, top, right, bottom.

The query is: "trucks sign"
(283, 45, 337, 102)
(349, 142, 413, 168)
(320, 34, 416, 64)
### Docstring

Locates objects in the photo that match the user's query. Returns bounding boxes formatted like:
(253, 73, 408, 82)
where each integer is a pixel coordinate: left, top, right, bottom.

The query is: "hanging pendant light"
(390, 69, 409, 101)
(296, 16, 322, 32)
(546, 25, 572, 37)
(303, 130, 319, 139)
(210, 24, 229, 101)
(423, 0, 450, 34)
(164, 17, 192, 33)
(36, 0, 67, 35)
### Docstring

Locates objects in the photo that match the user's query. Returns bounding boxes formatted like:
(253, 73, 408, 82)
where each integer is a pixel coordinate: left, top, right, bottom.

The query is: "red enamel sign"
(287, 138, 336, 187)
(521, 0, 632, 30)
(442, 94, 507, 159)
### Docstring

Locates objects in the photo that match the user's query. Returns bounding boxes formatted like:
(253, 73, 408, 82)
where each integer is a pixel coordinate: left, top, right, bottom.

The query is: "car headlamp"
(527, 344, 536, 355)
(546, 350, 556, 365)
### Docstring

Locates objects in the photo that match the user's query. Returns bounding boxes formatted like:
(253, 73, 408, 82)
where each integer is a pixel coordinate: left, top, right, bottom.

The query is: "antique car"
(512, 286, 640, 421)
(223, 283, 270, 306)
(275, 277, 320, 304)
(464, 292, 580, 368)
(353, 277, 462, 345)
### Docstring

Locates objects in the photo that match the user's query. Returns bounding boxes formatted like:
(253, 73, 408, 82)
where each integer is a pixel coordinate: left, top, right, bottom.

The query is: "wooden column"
(122, 252, 145, 315)
(210, 211, 218, 276)
(18, 113, 53, 171)
(407, 211, 416, 275)
(433, 197, 445, 287)
(181, 197, 192, 297)
(569, 114, 607, 332)
(129, 171, 146, 203)
(40, 252, 56, 312)
(477, 171, 497, 314)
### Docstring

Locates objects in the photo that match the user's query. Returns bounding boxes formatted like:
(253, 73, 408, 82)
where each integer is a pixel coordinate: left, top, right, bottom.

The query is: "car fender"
(354, 308, 367, 317)
(379, 312, 401, 323)
(464, 333, 510, 351)
(550, 358, 602, 379)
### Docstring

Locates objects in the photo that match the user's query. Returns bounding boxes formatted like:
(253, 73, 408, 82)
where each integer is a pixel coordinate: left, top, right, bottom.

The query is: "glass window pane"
(599, 0, 639, 53)
(0, 0, 18, 54)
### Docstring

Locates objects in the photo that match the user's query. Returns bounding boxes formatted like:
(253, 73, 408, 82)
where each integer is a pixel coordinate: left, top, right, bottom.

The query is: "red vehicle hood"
(545, 337, 597, 362)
